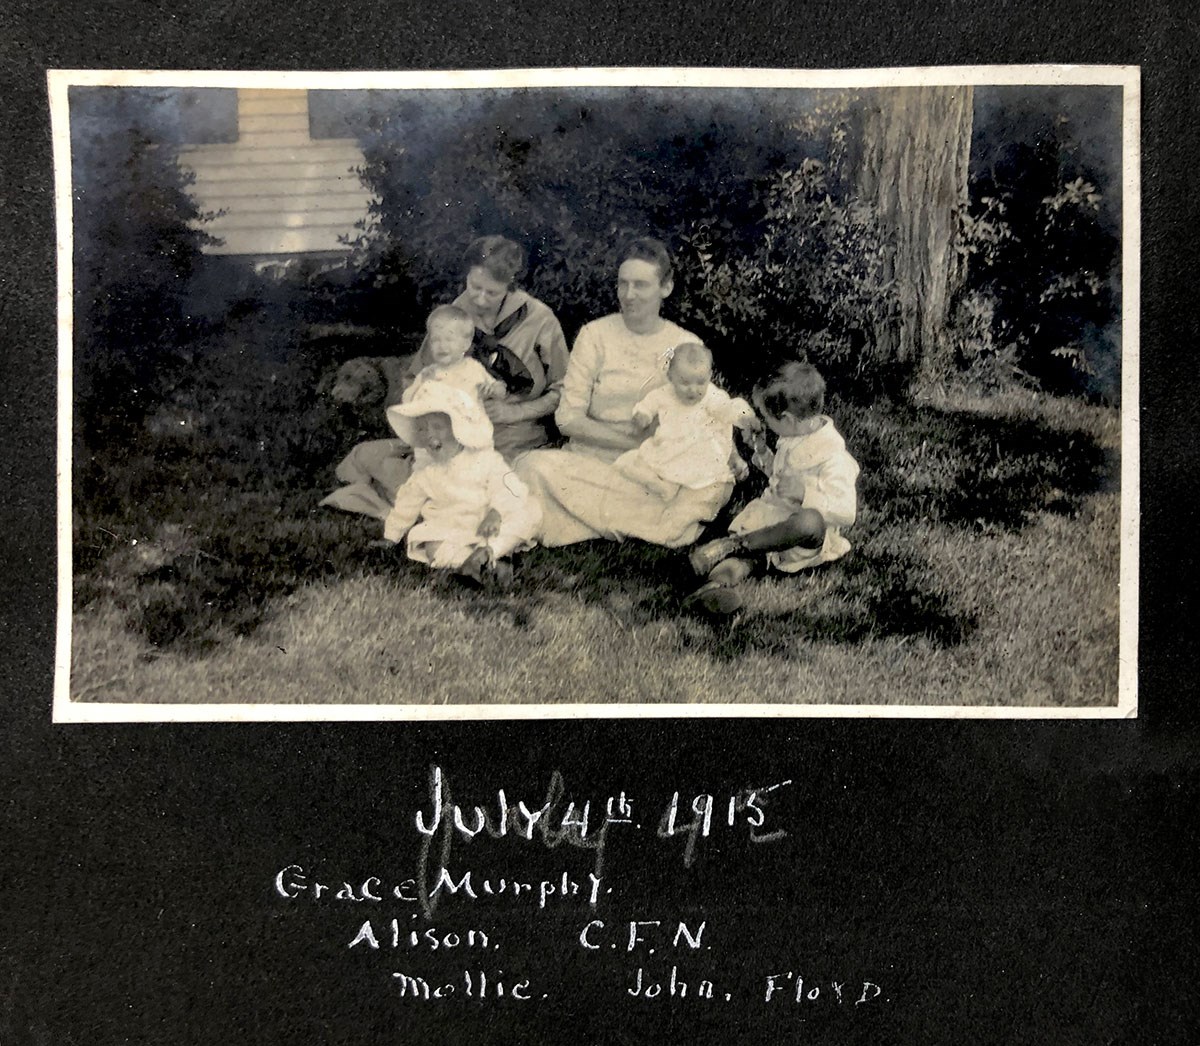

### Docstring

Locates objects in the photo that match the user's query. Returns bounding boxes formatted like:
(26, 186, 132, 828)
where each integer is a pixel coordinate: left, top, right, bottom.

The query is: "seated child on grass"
(380, 384, 541, 586)
(686, 361, 860, 614)
(614, 342, 759, 499)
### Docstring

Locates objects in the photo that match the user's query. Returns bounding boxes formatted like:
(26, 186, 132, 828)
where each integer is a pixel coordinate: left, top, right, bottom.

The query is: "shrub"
(674, 155, 898, 395)
(342, 88, 1120, 402)
(346, 88, 901, 396)
(953, 115, 1121, 400)
(71, 87, 221, 445)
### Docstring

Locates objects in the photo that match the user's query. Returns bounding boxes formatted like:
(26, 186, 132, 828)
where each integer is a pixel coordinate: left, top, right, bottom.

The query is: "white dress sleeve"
(631, 387, 665, 429)
(554, 323, 601, 432)
(383, 474, 430, 543)
(726, 395, 757, 428)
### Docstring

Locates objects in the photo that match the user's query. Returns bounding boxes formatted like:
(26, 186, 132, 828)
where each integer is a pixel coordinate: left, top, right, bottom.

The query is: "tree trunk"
(856, 86, 973, 387)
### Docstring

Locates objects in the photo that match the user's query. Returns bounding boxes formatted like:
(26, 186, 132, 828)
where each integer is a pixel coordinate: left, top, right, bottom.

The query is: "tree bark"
(856, 86, 974, 387)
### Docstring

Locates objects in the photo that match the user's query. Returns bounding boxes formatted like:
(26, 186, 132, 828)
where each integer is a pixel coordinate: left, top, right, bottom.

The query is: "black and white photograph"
(52, 67, 1139, 717)
(6, 4, 1196, 1042)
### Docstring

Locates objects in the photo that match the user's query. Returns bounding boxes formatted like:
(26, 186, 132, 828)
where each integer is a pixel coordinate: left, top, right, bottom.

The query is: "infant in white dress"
(614, 342, 758, 498)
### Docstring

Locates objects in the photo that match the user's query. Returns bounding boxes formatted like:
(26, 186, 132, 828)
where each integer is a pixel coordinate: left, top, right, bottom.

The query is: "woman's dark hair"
(618, 237, 674, 285)
(757, 361, 826, 420)
(462, 235, 526, 288)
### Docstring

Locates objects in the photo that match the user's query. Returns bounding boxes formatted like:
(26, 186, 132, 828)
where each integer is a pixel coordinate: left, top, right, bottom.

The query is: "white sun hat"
(386, 382, 494, 450)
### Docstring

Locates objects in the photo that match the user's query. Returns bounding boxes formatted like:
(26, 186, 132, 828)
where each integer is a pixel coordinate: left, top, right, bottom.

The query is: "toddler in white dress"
(614, 342, 759, 498)
(687, 361, 860, 613)
(381, 304, 506, 477)
(401, 304, 506, 404)
(382, 383, 541, 586)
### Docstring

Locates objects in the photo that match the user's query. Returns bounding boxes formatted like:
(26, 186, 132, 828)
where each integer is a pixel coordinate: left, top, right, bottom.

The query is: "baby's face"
(427, 321, 473, 367)
(669, 358, 711, 406)
(413, 412, 463, 462)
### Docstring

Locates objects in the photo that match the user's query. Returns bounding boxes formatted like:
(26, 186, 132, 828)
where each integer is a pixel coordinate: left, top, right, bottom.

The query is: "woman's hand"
(483, 398, 524, 425)
(635, 416, 661, 440)
(557, 414, 641, 452)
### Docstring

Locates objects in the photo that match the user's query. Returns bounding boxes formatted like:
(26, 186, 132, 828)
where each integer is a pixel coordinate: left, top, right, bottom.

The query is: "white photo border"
(49, 65, 1140, 722)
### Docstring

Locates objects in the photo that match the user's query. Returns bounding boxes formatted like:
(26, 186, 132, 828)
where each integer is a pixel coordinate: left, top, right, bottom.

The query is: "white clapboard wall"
(180, 89, 375, 257)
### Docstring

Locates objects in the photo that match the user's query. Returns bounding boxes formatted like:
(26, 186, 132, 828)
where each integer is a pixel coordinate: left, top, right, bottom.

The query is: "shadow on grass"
(681, 547, 977, 662)
(74, 380, 1115, 660)
(843, 399, 1117, 532)
(415, 533, 976, 663)
(471, 538, 972, 658)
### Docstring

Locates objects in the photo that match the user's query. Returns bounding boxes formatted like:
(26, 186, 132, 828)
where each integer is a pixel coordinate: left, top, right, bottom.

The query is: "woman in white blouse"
(516, 238, 734, 547)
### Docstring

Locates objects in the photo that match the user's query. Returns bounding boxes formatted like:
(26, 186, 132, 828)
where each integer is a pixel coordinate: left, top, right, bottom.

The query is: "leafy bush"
(71, 87, 221, 445)
(952, 115, 1121, 400)
(346, 88, 898, 392)
(674, 155, 898, 395)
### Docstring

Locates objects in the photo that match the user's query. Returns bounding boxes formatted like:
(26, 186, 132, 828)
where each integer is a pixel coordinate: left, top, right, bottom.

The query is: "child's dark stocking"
(689, 509, 826, 576)
(740, 508, 826, 553)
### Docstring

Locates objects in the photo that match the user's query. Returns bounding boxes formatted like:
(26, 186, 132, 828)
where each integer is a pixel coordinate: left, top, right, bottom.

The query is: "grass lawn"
(69, 336, 1122, 708)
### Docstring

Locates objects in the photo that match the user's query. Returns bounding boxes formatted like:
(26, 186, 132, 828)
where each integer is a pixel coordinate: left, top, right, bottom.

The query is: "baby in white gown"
(614, 342, 759, 499)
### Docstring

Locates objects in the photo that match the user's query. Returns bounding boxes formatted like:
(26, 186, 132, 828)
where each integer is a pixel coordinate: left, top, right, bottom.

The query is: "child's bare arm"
(747, 429, 774, 474)
(729, 396, 761, 432)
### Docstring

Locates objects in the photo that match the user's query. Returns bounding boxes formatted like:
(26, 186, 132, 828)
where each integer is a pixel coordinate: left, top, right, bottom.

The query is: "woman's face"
(463, 266, 509, 321)
(617, 258, 672, 327)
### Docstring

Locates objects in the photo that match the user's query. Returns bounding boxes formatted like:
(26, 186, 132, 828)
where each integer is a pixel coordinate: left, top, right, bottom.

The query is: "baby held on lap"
(386, 304, 506, 472)
(407, 304, 506, 405)
(614, 342, 759, 499)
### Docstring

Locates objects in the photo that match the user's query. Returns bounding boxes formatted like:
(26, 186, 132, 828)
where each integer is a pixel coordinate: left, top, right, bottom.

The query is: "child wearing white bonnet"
(382, 383, 541, 585)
